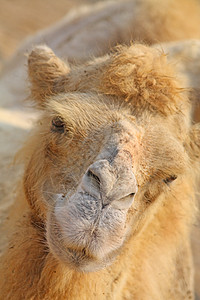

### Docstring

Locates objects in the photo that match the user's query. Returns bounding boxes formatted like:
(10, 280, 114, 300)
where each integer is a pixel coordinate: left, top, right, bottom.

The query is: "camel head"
(24, 45, 200, 272)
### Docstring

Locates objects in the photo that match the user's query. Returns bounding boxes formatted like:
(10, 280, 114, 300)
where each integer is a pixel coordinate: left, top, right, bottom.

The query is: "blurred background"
(0, 0, 92, 61)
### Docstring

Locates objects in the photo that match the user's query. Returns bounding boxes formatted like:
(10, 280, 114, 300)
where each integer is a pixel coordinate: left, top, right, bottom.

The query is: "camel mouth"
(47, 215, 119, 272)
(47, 189, 129, 271)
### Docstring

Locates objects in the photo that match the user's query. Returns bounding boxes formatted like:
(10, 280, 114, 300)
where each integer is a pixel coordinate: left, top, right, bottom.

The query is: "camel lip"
(47, 213, 122, 272)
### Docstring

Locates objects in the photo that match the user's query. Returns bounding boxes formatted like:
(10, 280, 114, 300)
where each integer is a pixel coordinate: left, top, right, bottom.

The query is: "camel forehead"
(46, 93, 131, 131)
(45, 93, 186, 153)
(43, 94, 188, 180)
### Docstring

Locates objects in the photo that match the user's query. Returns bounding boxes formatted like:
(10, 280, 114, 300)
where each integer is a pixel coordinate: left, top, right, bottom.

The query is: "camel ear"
(28, 45, 70, 106)
(187, 123, 200, 160)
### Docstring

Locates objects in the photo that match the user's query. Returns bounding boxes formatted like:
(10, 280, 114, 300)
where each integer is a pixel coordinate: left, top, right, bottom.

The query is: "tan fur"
(0, 43, 200, 300)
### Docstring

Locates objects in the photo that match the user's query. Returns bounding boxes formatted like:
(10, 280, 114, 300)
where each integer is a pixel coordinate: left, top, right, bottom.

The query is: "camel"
(0, 43, 200, 299)
(1, 0, 200, 298)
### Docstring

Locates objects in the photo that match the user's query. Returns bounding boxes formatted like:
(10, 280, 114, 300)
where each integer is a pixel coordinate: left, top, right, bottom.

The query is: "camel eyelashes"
(51, 117, 65, 133)
(163, 175, 177, 184)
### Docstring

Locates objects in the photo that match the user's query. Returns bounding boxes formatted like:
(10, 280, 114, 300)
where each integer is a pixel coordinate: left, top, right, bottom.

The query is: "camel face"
(45, 99, 140, 271)
(24, 45, 199, 273)
(23, 93, 188, 272)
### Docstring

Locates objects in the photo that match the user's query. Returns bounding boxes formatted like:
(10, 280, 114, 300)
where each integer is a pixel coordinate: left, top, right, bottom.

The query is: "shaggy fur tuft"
(100, 44, 186, 115)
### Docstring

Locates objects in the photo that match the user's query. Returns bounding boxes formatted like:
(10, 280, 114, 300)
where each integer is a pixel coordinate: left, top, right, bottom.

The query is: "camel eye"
(163, 175, 177, 184)
(51, 117, 65, 133)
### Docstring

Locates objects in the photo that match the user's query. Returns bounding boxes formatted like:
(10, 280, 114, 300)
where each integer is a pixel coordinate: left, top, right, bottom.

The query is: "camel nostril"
(130, 193, 135, 197)
(87, 170, 101, 186)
